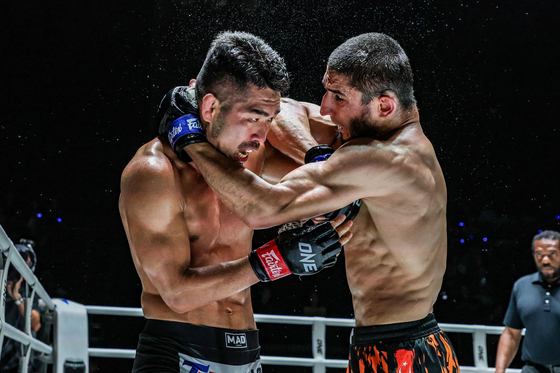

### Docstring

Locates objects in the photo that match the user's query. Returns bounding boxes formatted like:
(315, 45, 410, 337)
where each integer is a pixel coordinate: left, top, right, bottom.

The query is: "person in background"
(495, 230, 560, 373)
(1, 239, 41, 373)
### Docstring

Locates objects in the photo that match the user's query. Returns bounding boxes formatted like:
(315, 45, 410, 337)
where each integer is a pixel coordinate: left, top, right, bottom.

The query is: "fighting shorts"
(347, 313, 460, 373)
(132, 319, 262, 373)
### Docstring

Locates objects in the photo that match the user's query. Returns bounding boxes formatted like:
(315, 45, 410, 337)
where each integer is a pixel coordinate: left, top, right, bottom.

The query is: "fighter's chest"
(180, 179, 252, 263)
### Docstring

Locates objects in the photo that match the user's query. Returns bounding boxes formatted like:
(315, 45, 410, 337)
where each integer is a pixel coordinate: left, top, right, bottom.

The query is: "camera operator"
(1, 239, 41, 373)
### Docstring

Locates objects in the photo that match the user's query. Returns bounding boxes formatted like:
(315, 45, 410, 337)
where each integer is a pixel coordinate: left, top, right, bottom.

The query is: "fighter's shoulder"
(122, 139, 173, 179)
(331, 134, 435, 181)
(121, 138, 176, 197)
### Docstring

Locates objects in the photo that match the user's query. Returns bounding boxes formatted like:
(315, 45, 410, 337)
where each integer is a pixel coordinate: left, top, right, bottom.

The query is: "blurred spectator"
(0, 239, 41, 373)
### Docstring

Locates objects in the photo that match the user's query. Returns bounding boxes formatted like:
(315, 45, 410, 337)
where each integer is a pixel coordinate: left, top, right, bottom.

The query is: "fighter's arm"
(186, 138, 414, 228)
(494, 326, 522, 373)
(266, 99, 339, 164)
(119, 156, 258, 314)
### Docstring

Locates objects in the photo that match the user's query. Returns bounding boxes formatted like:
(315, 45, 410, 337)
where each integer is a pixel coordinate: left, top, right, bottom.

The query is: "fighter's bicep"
(275, 160, 364, 219)
(120, 163, 192, 287)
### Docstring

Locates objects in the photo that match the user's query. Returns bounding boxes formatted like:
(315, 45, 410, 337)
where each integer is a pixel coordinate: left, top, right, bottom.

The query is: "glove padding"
(248, 221, 341, 282)
(304, 145, 362, 224)
(157, 86, 206, 162)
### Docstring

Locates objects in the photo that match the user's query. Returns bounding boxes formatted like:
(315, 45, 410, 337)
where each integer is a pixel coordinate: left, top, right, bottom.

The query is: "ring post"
(472, 329, 488, 370)
(53, 299, 89, 373)
(312, 317, 326, 373)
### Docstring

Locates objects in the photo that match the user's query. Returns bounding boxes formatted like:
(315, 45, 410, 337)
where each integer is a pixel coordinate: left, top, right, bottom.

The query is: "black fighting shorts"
(132, 319, 262, 373)
(347, 314, 460, 373)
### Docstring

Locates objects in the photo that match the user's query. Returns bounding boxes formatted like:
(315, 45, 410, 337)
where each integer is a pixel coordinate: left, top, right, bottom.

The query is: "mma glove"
(157, 86, 206, 162)
(248, 221, 342, 282)
(304, 145, 362, 223)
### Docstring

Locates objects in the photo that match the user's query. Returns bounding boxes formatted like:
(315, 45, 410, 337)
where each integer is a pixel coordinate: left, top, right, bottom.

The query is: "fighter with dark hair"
(120, 31, 352, 373)
(174, 32, 460, 372)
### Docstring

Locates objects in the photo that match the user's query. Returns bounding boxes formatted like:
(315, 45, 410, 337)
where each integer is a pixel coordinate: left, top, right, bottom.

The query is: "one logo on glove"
(257, 243, 291, 280)
(298, 243, 317, 272)
(168, 114, 203, 147)
(225, 332, 248, 348)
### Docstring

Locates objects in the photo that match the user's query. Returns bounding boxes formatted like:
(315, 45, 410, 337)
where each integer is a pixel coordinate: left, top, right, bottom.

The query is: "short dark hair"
(327, 33, 416, 109)
(195, 31, 290, 104)
(531, 230, 560, 252)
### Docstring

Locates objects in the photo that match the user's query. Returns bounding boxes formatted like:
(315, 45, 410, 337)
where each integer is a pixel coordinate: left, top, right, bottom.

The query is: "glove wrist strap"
(305, 145, 334, 164)
(168, 115, 204, 150)
(249, 239, 292, 282)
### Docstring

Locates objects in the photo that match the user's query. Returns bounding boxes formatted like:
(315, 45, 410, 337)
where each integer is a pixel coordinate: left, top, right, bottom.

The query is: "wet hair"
(195, 31, 290, 107)
(531, 230, 560, 253)
(327, 33, 416, 109)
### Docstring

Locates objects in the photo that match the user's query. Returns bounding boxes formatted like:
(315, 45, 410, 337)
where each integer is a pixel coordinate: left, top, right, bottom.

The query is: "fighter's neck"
(374, 106, 420, 140)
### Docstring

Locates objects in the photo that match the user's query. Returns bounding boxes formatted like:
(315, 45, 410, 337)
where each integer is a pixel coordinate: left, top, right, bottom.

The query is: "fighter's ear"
(200, 94, 218, 123)
(376, 94, 397, 118)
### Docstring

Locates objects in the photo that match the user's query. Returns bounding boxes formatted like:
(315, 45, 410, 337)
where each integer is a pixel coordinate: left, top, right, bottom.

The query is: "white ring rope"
(0, 224, 524, 373)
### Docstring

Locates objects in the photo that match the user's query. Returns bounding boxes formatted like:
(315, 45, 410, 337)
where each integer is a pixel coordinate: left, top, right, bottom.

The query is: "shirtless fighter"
(119, 32, 352, 373)
(172, 33, 460, 372)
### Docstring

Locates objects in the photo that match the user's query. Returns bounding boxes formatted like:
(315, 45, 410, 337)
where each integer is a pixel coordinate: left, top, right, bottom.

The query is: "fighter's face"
(533, 238, 560, 283)
(208, 85, 281, 164)
(320, 69, 377, 142)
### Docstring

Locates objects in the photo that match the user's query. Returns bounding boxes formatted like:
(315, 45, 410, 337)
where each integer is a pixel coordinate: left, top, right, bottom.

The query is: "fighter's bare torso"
(342, 122, 447, 326)
(120, 138, 267, 330)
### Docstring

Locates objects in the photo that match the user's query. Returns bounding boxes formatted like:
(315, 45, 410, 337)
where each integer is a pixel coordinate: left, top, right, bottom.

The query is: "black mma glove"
(304, 145, 362, 223)
(248, 221, 342, 282)
(157, 86, 206, 162)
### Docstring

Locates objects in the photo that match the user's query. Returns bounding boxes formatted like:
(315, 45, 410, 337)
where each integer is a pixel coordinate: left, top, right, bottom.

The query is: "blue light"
(36, 213, 42, 218)
(538, 230, 543, 233)
(556, 215, 560, 220)
(460, 239, 465, 243)
(469, 235, 474, 239)
(459, 222, 465, 227)
(57, 218, 62, 223)
(482, 237, 488, 242)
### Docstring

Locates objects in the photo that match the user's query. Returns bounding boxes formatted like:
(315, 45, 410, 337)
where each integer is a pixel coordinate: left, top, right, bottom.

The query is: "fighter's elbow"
(242, 209, 283, 229)
(162, 293, 197, 314)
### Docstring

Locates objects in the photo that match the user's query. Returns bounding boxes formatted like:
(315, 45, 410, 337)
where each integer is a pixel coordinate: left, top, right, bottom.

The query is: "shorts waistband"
(351, 313, 440, 345)
(143, 319, 260, 350)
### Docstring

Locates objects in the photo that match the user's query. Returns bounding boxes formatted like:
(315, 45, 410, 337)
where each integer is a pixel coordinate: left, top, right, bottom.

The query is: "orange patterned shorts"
(347, 314, 460, 373)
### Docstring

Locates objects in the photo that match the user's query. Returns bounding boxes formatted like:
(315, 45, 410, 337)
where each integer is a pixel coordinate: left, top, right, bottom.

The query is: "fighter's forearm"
(267, 99, 317, 164)
(186, 142, 295, 228)
(160, 256, 259, 314)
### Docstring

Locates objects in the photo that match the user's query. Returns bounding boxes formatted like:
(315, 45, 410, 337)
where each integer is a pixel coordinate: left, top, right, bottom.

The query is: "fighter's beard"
(338, 107, 379, 144)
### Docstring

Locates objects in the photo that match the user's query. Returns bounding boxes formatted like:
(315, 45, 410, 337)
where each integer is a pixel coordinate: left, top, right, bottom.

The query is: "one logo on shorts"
(225, 332, 248, 348)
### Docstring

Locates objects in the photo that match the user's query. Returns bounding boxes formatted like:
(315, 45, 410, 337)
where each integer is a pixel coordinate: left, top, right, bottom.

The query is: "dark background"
(2, 0, 560, 371)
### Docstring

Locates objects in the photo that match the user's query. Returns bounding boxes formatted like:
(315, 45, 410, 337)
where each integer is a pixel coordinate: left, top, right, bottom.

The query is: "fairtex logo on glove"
(168, 114, 203, 147)
(256, 242, 291, 280)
